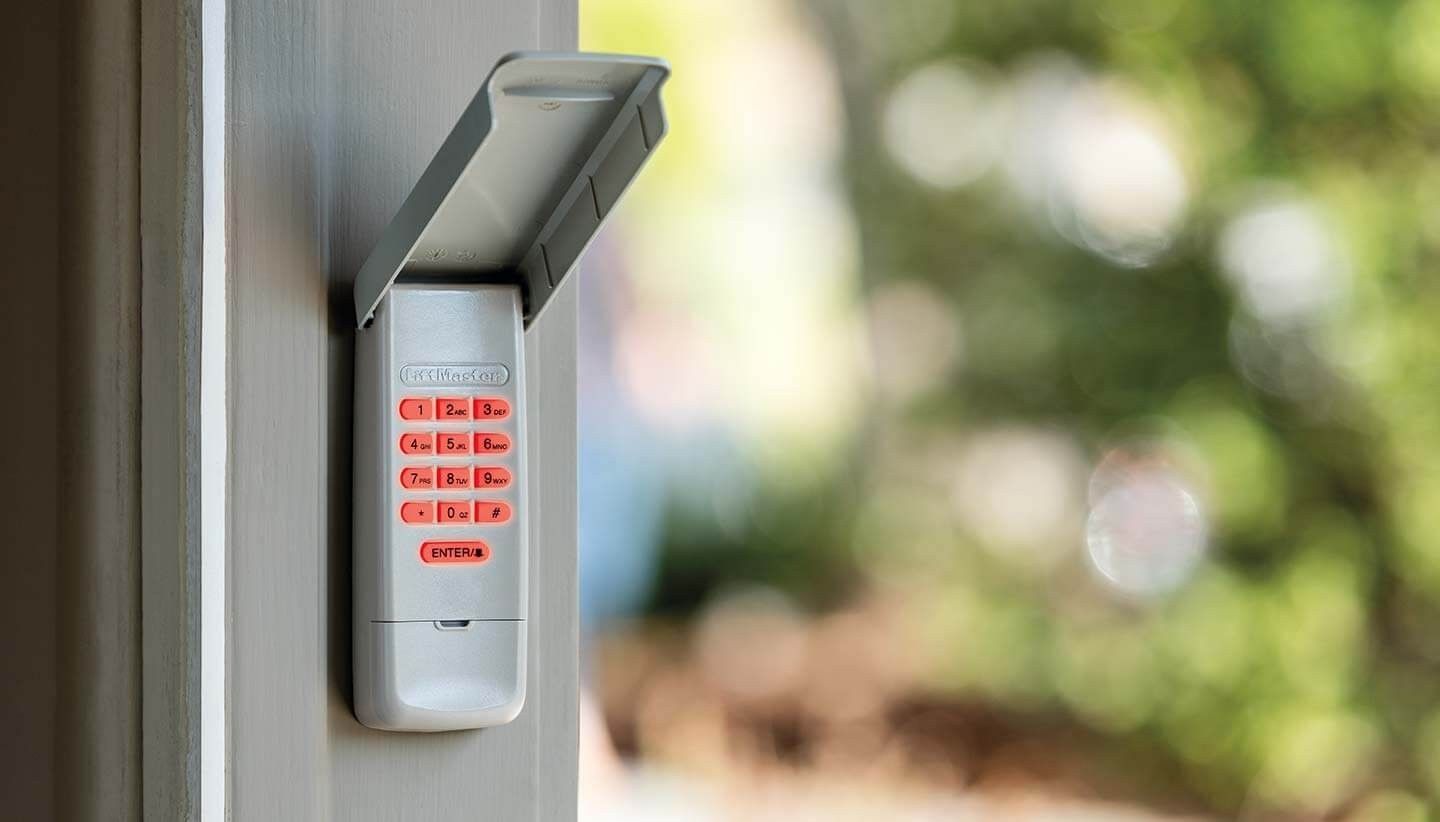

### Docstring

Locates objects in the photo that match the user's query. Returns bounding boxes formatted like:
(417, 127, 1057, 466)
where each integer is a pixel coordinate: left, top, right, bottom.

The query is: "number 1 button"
(399, 398, 432, 420)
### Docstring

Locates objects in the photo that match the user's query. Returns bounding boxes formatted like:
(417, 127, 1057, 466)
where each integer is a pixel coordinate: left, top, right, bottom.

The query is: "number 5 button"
(437, 432, 470, 455)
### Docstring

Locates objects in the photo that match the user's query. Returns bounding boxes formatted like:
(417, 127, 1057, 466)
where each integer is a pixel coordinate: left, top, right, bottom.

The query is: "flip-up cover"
(353, 51, 670, 328)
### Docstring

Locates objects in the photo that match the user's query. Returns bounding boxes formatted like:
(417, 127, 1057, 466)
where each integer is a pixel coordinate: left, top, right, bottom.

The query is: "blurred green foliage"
(592, 0, 1440, 816)
(809, 1, 1440, 815)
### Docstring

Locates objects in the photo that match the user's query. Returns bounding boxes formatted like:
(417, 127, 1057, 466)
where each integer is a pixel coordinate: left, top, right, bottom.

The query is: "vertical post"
(0, 3, 61, 818)
(226, 1, 580, 818)
(3, 0, 203, 817)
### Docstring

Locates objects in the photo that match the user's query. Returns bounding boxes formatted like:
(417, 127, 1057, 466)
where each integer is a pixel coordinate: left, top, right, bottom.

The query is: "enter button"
(419, 540, 490, 565)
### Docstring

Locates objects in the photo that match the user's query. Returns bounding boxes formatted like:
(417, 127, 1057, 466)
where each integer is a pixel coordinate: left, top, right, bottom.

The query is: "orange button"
(474, 501, 512, 524)
(419, 540, 490, 564)
(474, 432, 512, 454)
(473, 397, 511, 420)
(399, 432, 434, 455)
(436, 397, 472, 421)
(474, 466, 513, 489)
(399, 466, 435, 490)
(437, 500, 473, 524)
(437, 432, 471, 455)
(399, 397, 433, 420)
(400, 501, 434, 524)
(437, 466, 471, 489)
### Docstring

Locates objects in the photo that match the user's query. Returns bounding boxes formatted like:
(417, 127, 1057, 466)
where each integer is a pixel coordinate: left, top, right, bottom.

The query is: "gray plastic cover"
(352, 51, 670, 328)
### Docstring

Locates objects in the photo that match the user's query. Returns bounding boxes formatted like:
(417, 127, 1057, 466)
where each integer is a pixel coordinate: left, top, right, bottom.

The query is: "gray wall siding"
(228, 2, 580, 819)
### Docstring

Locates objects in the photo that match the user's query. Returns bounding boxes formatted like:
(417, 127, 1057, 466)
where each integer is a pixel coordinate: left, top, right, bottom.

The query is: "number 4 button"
(399, 432, 434, 454)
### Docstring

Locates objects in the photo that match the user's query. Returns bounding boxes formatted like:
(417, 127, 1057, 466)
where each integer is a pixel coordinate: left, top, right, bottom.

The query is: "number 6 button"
(474, 432, 511, 454)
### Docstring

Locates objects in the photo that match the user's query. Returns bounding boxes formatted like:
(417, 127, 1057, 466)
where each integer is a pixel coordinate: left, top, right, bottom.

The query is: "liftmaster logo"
(400, 363, 510, 387)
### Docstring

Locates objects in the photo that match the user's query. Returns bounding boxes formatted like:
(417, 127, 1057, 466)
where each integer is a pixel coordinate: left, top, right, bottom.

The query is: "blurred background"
(574, 1, 1440, 819)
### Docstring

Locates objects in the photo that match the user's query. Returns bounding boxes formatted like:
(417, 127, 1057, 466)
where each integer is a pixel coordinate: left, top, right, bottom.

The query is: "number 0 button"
(473, 398, 511, 420)
(438, 501, 472, 524)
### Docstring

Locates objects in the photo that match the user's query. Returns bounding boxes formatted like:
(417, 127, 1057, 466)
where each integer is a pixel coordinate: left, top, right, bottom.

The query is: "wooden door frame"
(1, 0, 209, 817)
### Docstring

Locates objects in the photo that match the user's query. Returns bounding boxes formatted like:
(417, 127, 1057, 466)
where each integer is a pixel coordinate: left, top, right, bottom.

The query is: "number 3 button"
(473, 398, 510, 419)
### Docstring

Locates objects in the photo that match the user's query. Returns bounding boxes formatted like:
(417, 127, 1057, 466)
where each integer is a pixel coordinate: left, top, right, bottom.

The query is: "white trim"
(200, 0, 227, 816)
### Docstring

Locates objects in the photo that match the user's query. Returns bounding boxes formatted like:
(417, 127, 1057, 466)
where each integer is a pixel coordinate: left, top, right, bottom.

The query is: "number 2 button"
(436, 397, 471, 420)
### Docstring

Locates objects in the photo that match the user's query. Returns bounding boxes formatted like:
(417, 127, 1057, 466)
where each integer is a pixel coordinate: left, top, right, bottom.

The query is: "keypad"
(396, 396, 517, 550)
